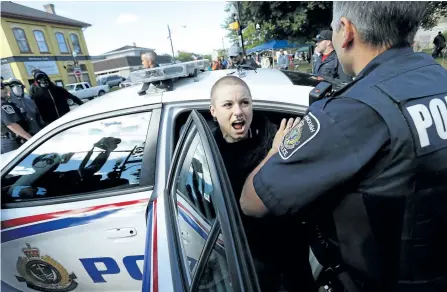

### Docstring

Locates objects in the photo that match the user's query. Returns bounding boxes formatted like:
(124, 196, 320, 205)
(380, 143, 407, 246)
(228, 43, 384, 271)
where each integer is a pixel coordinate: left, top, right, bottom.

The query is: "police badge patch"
(15, 244, 78, 292)
(279, 112, 320, 160)
(2, 105, 15, 114)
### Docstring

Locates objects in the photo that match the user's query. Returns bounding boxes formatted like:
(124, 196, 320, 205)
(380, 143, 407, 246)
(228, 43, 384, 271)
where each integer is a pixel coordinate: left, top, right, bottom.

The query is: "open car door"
(143, 110, 259, 292)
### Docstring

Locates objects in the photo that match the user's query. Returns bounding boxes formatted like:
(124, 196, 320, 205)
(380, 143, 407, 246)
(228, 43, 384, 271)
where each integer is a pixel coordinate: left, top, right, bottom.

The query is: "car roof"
(7, 69, 313, 160)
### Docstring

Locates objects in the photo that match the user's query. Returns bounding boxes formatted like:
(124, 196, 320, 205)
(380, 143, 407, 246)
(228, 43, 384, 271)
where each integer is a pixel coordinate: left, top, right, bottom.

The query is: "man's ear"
(340, 17, 355, 49)
(210, 104, 215, 118)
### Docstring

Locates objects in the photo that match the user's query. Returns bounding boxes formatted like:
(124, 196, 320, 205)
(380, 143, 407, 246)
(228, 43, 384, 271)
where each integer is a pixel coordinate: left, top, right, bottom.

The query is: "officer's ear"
(338, 16, 355, 49)
(210, 104, 216, 119)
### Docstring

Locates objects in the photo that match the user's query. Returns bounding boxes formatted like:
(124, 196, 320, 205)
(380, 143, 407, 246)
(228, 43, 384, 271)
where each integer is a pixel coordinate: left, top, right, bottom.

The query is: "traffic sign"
(75, 70, 82, 77)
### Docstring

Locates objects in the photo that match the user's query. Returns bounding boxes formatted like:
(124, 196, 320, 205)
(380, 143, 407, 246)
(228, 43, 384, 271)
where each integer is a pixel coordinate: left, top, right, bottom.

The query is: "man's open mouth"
(232, 120, 246, 130)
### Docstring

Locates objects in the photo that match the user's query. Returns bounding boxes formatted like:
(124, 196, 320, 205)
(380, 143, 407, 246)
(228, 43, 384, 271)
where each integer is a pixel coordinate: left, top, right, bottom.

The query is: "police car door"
(143, 110, 259, 292)
(1, 107, 160, 292)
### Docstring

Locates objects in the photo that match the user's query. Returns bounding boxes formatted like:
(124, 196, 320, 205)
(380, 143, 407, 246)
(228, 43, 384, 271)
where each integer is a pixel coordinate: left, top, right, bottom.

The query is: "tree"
(237, 1, 332, 42)
(421, 2, 447, 30)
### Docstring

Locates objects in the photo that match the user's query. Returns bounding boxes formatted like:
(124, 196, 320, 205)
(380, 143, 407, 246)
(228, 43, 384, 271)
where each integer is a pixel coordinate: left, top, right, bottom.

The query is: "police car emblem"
(15, 244, 78, 292)
(2, 105, 15, 114)
(279, 112, 320, 160)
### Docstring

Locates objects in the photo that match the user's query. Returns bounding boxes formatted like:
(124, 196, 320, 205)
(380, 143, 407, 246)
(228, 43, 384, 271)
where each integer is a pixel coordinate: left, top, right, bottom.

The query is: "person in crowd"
(30, 70, 83, 125)
(220, 56, 228, 69)
(312, 30, 352, 81)
(6, 78, 44, 135)
(432, 31, 446, 58)
(210, 75, 317, 292)
(139, 51, 173, 94)
(240, 2, 447, 292)
(1, 80, 32, 153)
(227, 46, 259, 69)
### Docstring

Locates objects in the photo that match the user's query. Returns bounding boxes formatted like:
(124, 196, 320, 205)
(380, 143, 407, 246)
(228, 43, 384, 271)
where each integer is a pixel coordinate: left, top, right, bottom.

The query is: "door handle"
(106, 227, 137, 239)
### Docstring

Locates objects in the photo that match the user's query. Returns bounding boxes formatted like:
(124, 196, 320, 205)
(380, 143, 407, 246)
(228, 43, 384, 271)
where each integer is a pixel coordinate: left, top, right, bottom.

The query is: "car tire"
(98, 90, 105, 96)
(67, 98, 74, 106)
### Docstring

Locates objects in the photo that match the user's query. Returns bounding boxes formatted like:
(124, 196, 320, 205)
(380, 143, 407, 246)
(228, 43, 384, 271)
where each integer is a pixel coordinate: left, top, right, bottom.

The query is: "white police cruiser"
(1, 61, 342, 292)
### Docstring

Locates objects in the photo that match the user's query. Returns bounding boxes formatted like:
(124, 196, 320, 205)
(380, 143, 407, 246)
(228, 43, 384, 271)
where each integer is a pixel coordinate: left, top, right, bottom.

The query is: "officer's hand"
(271, 117, 301, 153)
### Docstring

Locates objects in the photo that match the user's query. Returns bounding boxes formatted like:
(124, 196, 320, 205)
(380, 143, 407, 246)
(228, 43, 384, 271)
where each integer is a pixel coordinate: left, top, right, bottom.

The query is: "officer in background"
(227, 46, 259, 69)
(1, 80, 32, 153)
(6, 78, 44, 135)
(239, 2, 447, 292)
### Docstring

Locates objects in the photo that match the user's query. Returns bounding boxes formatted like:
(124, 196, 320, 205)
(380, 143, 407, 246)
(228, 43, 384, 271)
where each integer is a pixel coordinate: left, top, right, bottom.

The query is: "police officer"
(6, 78, 44, 135)
(1, 81, 32, 153)
(239, 2, 447, 292)
(227, 46, 259, 69)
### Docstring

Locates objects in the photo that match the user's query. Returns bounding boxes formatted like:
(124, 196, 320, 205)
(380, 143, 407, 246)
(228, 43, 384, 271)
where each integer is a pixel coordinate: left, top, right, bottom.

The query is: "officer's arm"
(240, 98, 390, 217)
(7, 123, 32, 140)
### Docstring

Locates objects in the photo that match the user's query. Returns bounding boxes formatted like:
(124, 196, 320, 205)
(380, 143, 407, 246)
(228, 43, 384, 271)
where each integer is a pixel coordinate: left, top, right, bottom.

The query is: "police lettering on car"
(240, 2, 447, 292)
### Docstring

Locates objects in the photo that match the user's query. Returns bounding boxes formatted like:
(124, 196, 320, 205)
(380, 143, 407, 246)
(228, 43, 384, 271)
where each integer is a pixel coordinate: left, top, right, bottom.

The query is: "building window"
(70, 34, 82, 54)
(12, 28, 31, 53)
(55, 32, 69, 53)
(33, 30, 49, 53)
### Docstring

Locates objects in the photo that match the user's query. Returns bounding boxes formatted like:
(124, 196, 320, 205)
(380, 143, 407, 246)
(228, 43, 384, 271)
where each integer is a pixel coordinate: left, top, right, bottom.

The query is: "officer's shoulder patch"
(2, 105, 15, 115)
(279, 112, 320, 160)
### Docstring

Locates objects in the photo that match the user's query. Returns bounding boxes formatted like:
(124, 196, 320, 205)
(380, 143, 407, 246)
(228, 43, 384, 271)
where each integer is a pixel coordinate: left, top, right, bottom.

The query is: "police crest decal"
(15, 244, 78, 292)
(279, 113, 320, 160)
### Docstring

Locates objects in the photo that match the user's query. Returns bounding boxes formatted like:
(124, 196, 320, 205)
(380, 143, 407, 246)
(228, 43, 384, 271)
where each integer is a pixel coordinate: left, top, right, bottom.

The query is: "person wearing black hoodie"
(210, 76, 317, 292)
(30, 70, 83, 125)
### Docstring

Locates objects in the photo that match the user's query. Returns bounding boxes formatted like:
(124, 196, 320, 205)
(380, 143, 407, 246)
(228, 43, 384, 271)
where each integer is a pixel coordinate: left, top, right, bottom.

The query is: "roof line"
(1, 12, 91, 28)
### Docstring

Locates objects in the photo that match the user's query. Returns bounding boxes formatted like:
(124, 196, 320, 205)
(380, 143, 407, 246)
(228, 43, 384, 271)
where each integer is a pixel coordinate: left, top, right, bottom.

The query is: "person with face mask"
(30, 70, 83, 125)
(6, 78, 44, 135)
(1, 80, 33, 153)
(240, 2, 447, 292)
(313, 30, 351, 82)
(210, 76, 317, 292)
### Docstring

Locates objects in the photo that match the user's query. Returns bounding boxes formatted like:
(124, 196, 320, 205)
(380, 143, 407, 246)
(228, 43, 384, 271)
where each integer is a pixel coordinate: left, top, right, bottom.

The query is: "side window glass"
(84, 83, 90, 89)
(75, 84, 83, 90)
(2, 112, 151, 202)
(197, 233, 232, 292)
(174, 134, 217, 276)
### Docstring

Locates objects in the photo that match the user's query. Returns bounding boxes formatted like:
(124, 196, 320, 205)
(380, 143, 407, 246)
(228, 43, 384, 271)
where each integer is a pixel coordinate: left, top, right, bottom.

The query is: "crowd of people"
(1, 70, 83, 154)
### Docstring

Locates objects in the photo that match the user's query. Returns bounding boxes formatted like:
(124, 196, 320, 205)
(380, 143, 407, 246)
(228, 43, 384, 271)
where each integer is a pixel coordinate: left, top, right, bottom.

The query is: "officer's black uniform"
(252, 46, 447, 292)
(1, 97, 29, 153)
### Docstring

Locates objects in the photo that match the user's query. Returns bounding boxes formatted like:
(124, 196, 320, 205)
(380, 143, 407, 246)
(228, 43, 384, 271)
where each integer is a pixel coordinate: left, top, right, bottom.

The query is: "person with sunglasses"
(227, 46, 259, 70)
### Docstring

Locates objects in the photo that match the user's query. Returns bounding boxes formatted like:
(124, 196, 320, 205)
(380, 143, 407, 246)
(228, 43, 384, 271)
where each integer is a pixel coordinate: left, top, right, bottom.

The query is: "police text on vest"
(406, 96, 447, 147)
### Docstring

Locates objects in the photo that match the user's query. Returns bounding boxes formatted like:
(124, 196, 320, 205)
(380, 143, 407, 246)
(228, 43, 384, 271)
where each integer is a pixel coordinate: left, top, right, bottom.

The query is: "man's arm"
(240, 98, 390, 218)
(7, 123, 32, 140)
(240, 117, 299, 217)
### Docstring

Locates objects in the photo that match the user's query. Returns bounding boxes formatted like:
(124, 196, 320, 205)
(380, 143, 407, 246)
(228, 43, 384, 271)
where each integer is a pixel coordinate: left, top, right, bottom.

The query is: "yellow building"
(1, 1, 96, 89)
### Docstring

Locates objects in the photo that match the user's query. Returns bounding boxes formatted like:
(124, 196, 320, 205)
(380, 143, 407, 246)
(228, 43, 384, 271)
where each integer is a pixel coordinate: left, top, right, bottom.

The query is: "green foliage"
(421, 2, 447, 30)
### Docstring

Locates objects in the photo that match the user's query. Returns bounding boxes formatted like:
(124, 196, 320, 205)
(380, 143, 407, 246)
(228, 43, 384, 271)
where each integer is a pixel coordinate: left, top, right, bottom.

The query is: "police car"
(1, 62, 343, 292)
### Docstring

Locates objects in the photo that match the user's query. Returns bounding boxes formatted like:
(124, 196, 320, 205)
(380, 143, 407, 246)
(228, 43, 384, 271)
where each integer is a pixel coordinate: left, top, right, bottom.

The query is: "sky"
(17, 0, 232, 56)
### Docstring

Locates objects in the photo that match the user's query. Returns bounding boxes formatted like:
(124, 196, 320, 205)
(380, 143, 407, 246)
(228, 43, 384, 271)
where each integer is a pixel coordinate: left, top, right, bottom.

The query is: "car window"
(174, 134, 218, 277)
(75, 84, 83, 91)
(65, 85, 75, 91)
(84, 83, 90, 89)
(1, 112, 151, 203)
(197, 233, 232, 292)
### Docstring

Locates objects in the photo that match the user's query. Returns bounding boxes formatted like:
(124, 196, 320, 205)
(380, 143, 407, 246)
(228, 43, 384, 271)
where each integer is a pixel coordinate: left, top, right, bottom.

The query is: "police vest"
(329, 49, 447, 292)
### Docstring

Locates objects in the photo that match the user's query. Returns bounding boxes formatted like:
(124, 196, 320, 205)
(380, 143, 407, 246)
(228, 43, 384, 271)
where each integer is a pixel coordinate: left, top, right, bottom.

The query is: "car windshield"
(65, 84, 75, 90)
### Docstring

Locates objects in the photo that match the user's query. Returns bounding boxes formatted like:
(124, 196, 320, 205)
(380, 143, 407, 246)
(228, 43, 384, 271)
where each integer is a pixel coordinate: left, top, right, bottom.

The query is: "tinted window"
(198, 234, 232, 292)
(175, 134, 218, 276)
(75, 84, 83, 90)
(2, 112, 151, 202)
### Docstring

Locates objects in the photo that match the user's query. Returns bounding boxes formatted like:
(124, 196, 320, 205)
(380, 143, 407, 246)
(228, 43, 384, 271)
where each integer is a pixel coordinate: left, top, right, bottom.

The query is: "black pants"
(250, 225, 318, 292)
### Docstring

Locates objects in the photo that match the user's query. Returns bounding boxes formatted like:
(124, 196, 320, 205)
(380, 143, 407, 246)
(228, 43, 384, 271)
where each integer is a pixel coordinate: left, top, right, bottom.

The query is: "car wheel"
(67, 98, 74, 106)
(98, 90, 105, 96)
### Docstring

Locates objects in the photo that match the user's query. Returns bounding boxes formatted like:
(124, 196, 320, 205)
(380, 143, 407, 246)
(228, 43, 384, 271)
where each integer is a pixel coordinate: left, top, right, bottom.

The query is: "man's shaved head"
(210, 76, 251, 105)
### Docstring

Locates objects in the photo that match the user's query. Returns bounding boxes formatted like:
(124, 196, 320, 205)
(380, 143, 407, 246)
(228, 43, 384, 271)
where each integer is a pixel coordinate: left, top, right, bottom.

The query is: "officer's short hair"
(142, 51, 158, 62)
(332, 2, 427, 48)
(210, 76, 251, 105)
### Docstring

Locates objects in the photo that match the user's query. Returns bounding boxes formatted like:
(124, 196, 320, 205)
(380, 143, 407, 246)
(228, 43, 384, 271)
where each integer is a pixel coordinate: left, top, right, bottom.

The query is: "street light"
(229, 2, 246, 55)
(72, 51, 78, 68)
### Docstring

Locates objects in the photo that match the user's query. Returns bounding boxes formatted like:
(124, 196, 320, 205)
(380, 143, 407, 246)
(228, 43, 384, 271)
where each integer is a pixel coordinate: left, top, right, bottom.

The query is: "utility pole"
(222, 37, 225, 51)
(236, 1, 245, 56)
(167, 25, 176, 63)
